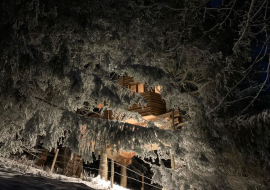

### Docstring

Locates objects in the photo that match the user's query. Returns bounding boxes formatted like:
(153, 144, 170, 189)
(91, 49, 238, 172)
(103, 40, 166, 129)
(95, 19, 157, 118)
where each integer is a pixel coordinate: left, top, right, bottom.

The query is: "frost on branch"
(1, 0, 270, 189)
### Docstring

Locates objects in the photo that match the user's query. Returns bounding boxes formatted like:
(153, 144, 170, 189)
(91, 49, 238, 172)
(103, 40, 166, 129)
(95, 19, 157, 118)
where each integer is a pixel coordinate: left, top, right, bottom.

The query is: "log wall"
(118, 76, 166, 116)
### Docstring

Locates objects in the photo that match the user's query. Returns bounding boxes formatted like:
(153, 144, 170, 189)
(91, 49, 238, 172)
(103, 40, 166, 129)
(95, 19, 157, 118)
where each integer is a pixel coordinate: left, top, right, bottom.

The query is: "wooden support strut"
(73, 154, 77, 176)
(170, 109, 176, 170)
(111, 159, 114, 188)
(50, 148, 59, 174)
(141, 173, 144, 190)
(120, 162, 127, 188)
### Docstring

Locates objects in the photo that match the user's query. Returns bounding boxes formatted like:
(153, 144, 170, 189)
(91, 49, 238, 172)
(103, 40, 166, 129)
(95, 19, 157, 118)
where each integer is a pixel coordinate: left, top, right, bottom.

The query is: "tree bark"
(98, 146, 108, 180)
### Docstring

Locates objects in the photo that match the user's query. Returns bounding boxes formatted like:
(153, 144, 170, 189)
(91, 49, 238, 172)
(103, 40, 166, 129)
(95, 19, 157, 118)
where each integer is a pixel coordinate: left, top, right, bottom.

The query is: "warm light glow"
(155, 86, 161, 94)
(138, 83, 144, 93)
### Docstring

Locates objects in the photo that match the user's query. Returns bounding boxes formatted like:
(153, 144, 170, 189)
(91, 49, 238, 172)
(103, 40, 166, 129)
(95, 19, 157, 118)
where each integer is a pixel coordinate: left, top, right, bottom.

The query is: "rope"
(82, 166, 162, 189)
(23, 148, 162, 189)
(113, 161, 153, 181)
(113, 171, 162, 189)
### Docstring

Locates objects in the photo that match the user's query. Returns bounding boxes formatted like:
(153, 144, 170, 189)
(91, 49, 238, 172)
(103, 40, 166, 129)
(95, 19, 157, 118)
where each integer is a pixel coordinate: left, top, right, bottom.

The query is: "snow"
(0, 156, 129, 190)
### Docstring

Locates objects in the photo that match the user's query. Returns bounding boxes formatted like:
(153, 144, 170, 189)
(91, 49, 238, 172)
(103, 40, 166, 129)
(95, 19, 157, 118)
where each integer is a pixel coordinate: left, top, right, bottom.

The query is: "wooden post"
(110, 159, 114, 188)
(75, 159, 83, 178)
(98, 144, 108, 180)
(141, 173, 144, 190)
(171, 109, 176, 170)
(50, 148, 59, 174)
(72, 153, 77, 176)
(172, 108, 175, 130)
(120, 163, 127, 188)
(170, 153, 175, 170)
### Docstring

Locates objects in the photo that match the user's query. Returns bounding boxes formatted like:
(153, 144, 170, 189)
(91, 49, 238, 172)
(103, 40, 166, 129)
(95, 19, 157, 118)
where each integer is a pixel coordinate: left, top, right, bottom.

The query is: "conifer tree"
(0, 0, 269, 189)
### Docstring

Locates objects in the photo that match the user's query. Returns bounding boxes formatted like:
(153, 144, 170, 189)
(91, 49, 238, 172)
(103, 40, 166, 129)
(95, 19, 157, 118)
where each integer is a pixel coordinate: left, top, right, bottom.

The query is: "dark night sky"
(210, 0, 270, 89)
(210, 0, 223, 7)
(252, 35, 270, 87)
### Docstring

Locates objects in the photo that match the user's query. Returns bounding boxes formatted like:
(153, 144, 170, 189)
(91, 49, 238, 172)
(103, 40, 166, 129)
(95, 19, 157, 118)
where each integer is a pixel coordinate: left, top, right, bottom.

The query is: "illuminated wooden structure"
(35, 75, 179, 186)
(118, 76, 166, 117)
(87, 76, 179, 187)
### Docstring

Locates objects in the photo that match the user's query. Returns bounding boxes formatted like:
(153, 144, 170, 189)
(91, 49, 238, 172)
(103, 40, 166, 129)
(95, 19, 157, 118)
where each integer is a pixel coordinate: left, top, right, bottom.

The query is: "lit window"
(138, 84, 144, 93)
(130, 84, 136, 92)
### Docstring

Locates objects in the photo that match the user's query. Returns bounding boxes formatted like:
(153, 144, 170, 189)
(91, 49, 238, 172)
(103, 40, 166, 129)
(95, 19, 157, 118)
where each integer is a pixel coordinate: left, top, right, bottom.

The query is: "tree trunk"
(98, 147, 108, 180)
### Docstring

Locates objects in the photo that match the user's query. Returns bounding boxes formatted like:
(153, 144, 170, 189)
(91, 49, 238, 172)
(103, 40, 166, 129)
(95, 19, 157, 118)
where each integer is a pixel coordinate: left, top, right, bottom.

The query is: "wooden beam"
(50, 148, 59, 174)
(110, 159, 114, 188)
(170, 152, 175, 170)
(171, 109, 176, 169)
(172, 108, 175, 130)
(120, 163, 127, 188)
(141, 173, 144, 190)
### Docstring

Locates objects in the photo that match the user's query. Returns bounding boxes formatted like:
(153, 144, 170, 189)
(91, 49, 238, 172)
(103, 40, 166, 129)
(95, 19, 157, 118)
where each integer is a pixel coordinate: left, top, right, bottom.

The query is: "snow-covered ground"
(0, 156, 129, 190)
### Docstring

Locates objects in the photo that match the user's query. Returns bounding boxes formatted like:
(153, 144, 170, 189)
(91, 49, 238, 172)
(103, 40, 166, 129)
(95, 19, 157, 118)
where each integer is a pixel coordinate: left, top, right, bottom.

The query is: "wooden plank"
(127, 110, 151, 115)
(154, 110, 167, 114)
(128, 107, 151, 111)
(149, 90, 152, 114)
(157, 110, 179, 119)
(151, 105, 166, 109)
(151, 102, 166, 108)
(141, 173, 144, 190)
(151, 107, 166, 111)
(111, 159, 114, 188)
(75, 159, 83, 177)
(73, 154, 78, 175)
(120, 164, 127, 188)
(140, 112, 153, 117)
(151, 109, 166, 114)
(151, 107, 166, 112)
(50, 148, 59, 174)
(151, 98, 165, 103)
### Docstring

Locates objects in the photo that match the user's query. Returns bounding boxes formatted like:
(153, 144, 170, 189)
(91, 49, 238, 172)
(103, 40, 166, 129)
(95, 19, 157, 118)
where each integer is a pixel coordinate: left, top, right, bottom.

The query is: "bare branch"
(242, 54, 270, 112)
(207, 37, 270, 114)
(234, 0, 256, 48)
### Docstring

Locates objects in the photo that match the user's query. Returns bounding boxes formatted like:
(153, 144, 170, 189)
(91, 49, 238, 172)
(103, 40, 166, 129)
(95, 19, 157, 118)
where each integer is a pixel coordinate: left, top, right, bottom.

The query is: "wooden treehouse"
(83, 76, 180, 187)
(34, 75, 180, 188)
